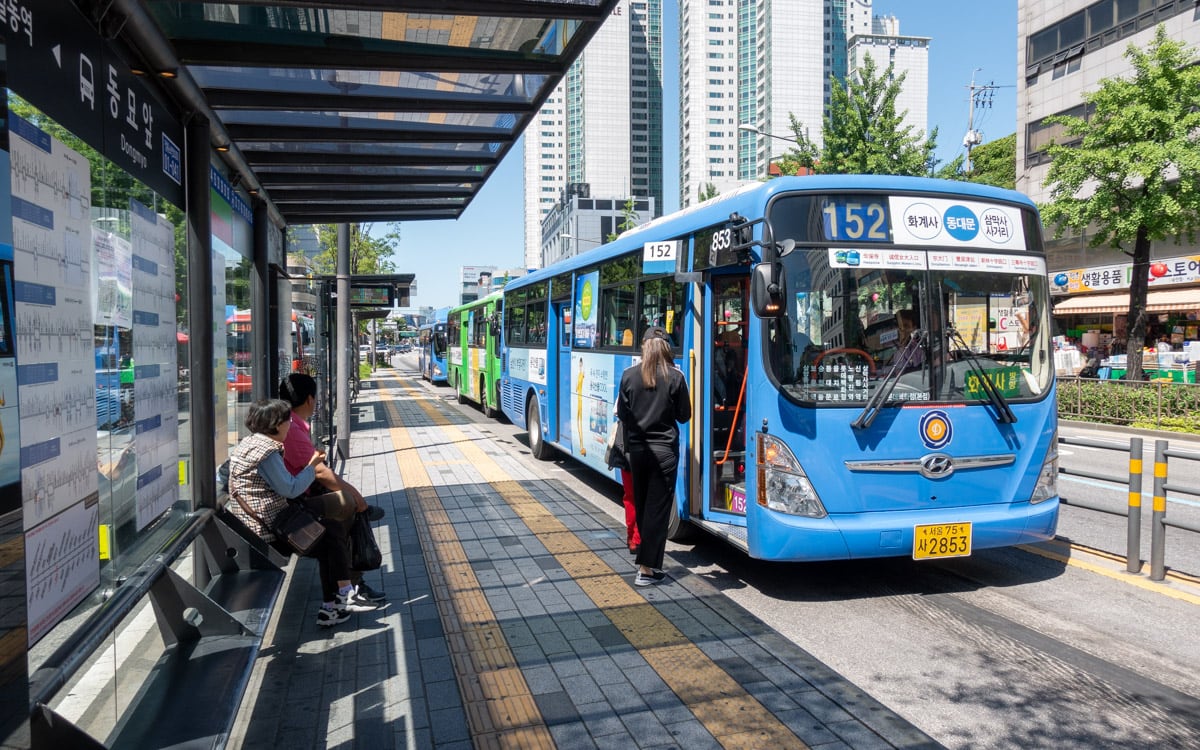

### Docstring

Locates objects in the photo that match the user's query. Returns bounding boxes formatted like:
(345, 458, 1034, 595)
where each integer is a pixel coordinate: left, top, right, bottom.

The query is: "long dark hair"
(640, 337, 672, 388)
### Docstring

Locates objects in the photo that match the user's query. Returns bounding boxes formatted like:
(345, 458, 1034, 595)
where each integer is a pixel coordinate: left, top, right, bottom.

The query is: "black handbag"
(233, 491, 326, 556)
(272, 503, 327, 556)
(605, 421, 629, 471)
(350, 512, 383, 571)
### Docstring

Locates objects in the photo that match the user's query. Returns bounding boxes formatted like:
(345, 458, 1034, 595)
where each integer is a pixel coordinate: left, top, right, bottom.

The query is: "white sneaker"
(316, 606, 350, 627)
(337, 586, 378, 613)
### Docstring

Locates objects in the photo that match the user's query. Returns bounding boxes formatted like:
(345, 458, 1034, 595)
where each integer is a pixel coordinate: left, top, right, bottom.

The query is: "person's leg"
(315, 518, 374, 626)
(620, 470, 640, 552)
(628, 447, 670, 574)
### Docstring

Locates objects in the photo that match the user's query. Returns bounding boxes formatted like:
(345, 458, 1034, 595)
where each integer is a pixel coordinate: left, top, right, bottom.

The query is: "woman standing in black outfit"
(617, 327, 691, 586)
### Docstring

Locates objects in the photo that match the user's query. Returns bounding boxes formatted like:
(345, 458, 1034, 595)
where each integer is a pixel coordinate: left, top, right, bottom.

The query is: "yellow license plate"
(913, 522, 972, 560)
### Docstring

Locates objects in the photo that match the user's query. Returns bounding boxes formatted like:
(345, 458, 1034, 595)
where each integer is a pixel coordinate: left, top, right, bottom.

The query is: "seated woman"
(227, 399, 376, 627)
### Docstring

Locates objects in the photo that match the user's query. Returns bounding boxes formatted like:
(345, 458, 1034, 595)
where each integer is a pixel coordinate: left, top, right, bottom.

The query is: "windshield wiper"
(851, 329, 925, 430)
(946, 325, 1017, 424)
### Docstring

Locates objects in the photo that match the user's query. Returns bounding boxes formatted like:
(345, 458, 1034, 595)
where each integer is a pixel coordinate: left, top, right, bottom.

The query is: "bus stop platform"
(229, 372, 940, 750)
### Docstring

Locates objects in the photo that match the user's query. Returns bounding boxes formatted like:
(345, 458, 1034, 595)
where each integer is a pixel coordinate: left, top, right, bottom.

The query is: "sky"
(394, 1, 1018, 310)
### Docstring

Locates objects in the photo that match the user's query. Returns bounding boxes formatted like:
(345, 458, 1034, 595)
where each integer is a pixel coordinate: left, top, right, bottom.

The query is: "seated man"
(280, 373, 386, 603)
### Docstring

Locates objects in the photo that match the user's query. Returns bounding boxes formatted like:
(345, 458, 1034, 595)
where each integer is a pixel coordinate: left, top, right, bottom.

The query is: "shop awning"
(1053, 289, 1200, 315)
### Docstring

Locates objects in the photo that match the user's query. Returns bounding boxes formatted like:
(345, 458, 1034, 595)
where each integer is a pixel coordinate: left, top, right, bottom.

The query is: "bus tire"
(456, 374, 467, 404)
(527, 396, 553, 460)
(667, 507, 695, 542)
(482, 377, 498, 419)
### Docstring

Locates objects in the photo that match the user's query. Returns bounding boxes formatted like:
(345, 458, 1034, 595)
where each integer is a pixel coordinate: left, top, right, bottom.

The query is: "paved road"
(400, 354, 1200, 749)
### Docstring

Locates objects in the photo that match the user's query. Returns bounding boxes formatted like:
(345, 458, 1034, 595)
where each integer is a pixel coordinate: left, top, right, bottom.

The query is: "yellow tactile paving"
(383, 378, 809, 749)
(387, 404, 554, 747)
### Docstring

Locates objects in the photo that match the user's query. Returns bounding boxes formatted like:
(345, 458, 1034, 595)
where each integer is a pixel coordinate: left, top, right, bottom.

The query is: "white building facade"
(678, 0, 926, 208)
(523, 0, 664, 268)
(1017, 0, 1200, 274)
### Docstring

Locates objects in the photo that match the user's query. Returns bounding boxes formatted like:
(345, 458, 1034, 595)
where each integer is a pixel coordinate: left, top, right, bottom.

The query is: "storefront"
(1051, 259, 1200, 380)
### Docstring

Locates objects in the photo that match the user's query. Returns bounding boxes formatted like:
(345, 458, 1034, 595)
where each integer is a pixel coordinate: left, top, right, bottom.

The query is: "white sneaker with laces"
(316, 606, 350, 627)
(337, 586, 378, 613)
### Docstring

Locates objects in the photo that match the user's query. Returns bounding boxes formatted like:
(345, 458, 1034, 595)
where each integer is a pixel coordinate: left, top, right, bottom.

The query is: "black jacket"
(617, 364, 691, 448)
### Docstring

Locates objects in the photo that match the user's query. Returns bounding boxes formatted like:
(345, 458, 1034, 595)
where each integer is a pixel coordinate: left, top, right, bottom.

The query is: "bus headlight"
(1029, 452, 1058, 504)
(756, 433, 827, 518)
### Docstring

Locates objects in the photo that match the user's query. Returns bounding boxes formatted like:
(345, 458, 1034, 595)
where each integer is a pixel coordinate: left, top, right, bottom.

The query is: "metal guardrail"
(1058, 433, 1200, 581)
(1152, 440, 1200, 581)
(1057, 435, 1143, 574)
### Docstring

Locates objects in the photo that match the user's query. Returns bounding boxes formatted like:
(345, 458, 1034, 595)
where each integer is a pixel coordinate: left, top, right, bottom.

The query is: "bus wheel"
(456, 374, 467, 404)
(527, 396, 552, 460)
(482, 377, 498, 419)
(667, 508, 695, 542)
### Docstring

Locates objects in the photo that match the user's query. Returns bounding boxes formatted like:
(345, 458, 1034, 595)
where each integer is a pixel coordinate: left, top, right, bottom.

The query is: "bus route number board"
(643, 240, 679, 274)
(912, 521, 972, 560)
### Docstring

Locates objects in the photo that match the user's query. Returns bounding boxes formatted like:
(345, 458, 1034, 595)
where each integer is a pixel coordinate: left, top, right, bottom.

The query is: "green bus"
(447, 291, 503, 418)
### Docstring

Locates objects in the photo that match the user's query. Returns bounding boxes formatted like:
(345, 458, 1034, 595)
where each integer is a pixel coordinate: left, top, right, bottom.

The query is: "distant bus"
(418, 307, 449, 384)
(226, 310, 315, 399)
(447, 292, 503, 418)
(498, 175, 1058, 562)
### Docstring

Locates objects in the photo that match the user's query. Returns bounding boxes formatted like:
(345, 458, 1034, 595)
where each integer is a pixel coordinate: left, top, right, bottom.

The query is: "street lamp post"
(738, 123, 802, 146)
(560, 233, 602, 259)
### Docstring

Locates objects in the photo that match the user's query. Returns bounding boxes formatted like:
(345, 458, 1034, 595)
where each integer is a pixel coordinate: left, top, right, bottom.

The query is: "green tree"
(966, 133, 1016, 190)
(783, 55, 940, 176)
(698, 182, 719, 202)
(311, 223, 399, 275)
(607, 198, 641, 241)
(1041, 26, 1200, 382)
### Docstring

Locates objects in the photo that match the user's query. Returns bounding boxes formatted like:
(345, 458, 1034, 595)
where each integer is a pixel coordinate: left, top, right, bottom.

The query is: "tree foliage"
(1041, 26, 1200, 381)
(311, 223, 400, 275)
(966, 133, 1016, 190)
(697, 182, 719, 202)
(781, 55, 940, 176)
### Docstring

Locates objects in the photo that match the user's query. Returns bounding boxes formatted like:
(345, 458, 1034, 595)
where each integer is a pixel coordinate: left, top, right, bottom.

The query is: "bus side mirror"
(751, 262, 786, 318)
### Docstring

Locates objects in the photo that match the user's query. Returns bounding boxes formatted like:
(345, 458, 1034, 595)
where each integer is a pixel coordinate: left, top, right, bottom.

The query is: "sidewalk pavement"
(229, 372, 942, 750)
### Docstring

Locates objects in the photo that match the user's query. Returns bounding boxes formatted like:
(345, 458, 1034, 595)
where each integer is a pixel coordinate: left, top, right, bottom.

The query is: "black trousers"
(626, 442, 678, 571)
(273, 517, 352, 603)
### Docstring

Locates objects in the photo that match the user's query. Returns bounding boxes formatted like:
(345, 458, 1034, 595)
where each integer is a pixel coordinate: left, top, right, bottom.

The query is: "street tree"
(782, 54, 940, 176)
(608, 198, 641, 241)
(312, 223, 400, 336)
(965, 133, 1016, 190)
(1041, 26, 1200, 381)
(698, 182, 719, 202)
(312, 223, 399, 276)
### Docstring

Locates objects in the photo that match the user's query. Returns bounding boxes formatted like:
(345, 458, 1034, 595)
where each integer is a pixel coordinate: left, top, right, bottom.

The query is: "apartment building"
(523, 0, 665, 267)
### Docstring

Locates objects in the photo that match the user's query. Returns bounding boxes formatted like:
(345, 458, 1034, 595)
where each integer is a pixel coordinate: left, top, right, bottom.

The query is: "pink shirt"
(282, 412, 314, 476)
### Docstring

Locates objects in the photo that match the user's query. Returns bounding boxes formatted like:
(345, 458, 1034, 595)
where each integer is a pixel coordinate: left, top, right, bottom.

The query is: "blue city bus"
(499, 175, 1058, 561)
(418, 307, 449, 384)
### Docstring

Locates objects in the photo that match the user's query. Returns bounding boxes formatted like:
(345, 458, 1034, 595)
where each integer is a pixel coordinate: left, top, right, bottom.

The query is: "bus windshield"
(766, 248, 1052, 406)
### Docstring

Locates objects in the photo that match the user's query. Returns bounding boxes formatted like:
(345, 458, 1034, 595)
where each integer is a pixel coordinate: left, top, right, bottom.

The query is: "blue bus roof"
(508, 175, 1038, 290)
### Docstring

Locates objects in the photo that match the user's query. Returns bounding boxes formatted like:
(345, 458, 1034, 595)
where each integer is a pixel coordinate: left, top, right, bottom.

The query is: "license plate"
(912, 522, 972, 560)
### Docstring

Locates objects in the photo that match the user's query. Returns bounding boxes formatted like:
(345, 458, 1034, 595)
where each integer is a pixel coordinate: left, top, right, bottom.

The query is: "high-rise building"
(679, 0, 927, 207)
(849, 15, 929, 141)
(523, 0, 664, 267)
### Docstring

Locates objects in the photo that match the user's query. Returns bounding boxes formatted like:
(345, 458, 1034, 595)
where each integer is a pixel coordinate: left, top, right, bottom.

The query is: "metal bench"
(30, 497, 288, 749)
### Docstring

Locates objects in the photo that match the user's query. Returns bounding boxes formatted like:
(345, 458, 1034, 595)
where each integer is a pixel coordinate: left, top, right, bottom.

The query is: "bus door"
(552, 300, 572, 447)
(704, 273, 749, 521)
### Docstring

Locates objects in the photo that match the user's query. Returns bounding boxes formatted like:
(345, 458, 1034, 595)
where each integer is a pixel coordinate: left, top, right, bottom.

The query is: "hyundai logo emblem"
(920, 453, 955, 479)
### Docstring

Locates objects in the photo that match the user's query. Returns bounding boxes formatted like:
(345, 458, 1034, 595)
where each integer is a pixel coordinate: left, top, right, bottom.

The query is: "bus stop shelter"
(2, 1, 619, 746)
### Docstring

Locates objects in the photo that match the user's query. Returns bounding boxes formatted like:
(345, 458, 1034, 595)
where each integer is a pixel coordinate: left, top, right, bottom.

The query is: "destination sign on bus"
(818, 195, 1027, 252)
